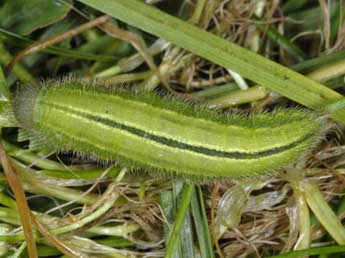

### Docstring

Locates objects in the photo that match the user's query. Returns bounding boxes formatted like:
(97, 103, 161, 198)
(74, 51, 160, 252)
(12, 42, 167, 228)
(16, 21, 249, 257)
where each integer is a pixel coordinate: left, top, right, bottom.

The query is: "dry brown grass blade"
(31, 217, 87, 258)
(0, 143, 38, 258)
(99, 22, 172, 91)
(6, 15, 111, 74)
(319, 0, 331, 50)
(210, 183, 224, 258)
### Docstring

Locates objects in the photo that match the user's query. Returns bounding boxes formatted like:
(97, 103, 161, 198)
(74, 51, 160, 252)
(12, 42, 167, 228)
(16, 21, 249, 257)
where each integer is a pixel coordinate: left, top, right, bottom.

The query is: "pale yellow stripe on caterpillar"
(38, 86, 319, 154)
(13, 79, 324, 180)
(36, 101, 317, 179)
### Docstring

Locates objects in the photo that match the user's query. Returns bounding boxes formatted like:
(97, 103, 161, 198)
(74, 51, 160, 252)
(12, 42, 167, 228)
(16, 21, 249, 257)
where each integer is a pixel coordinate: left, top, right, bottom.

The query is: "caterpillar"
(12, 79, 323, 180)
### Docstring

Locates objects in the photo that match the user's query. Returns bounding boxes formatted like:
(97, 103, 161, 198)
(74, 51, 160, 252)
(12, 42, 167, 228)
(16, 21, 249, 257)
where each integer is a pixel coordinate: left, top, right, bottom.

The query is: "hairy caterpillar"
(12, 80, 323, 180)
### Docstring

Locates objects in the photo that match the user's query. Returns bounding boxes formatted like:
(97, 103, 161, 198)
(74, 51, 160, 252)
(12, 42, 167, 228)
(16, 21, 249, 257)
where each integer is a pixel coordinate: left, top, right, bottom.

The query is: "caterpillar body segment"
(13, 81, 323, 180)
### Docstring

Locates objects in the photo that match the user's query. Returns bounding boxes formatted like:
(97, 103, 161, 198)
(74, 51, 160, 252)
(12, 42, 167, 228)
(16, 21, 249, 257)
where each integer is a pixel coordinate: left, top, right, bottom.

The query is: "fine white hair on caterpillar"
(12, 78, 324, 181)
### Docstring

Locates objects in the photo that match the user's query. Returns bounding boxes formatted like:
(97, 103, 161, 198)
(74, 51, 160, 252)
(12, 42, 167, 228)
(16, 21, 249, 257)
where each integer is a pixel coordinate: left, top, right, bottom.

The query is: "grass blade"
(268, 245, 345, 258)
(76, 0, 345, 122)
(191, 185, 215, 258)
(165, 183, 194, 258)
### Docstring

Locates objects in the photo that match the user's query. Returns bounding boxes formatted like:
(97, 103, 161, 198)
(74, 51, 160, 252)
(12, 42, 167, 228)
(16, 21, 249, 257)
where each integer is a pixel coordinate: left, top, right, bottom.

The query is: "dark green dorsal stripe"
(41, 102, 313, 160)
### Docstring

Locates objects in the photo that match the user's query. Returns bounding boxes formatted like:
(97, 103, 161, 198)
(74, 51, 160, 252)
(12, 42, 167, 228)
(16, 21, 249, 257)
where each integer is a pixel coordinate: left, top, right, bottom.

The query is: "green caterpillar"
(13, 80, 323, 180)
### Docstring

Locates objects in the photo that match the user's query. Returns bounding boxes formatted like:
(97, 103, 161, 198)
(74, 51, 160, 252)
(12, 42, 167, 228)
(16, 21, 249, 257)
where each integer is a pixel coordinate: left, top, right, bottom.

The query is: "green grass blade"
(179, 211, 195, 258)
(0, 65, 9, 100)
(191, 185, 215, 258)
(0, 41, 35, 83)
(268, 245, 345, 258)
(165, 183, 194, 258)
(160, 181, 195, 258)
(76, 0, 345, 122)
(0, 65, 16, 128)
(292, 49, 345, 73)
(254, 17, 306, 62)
(191, 83, 239, 99)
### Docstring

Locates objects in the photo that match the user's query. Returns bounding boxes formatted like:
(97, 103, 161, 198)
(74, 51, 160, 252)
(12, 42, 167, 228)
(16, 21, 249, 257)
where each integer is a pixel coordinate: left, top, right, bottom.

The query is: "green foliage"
(1, 1, 345, 257)
(0, 0, 72, 35)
